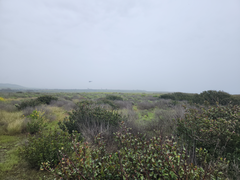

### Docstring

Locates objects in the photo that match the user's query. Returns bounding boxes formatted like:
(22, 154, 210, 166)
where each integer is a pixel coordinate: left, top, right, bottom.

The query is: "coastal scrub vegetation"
(160, 90, 240, 106)
(0, 90, 239, 179)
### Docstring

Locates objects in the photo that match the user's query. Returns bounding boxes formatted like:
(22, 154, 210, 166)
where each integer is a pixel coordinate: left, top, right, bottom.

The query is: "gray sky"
(0, 0, 240, 94)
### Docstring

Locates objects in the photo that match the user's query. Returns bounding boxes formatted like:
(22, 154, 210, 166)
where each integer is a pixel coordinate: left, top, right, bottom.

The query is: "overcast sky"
(0, 0, 239, 94)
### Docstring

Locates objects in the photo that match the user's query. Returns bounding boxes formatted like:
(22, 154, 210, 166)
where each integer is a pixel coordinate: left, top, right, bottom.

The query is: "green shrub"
(18, 128, 81, 169)
(160, 92, 195, 101)
(105, 95, 123, 101)
(58, 101, 124, 135)
(43, 122, 228, 179)
(160, 90, 240, 106)
(26, 110, 47, 134)
(97, 98, 119, 110)
(36, 95, 58, 105)
(198, 90, 232, 105)
(176, 103, 240, 178)
(15, 95, 58, 110)
(15, 99, 41, 110)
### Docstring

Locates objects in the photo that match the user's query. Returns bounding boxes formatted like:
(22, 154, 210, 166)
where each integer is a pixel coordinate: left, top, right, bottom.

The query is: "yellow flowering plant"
(26, 110, 47, 134)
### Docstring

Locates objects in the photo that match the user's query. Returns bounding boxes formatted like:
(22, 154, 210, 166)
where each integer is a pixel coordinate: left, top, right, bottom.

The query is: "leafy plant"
(105, 95, 123, 101)
(15, 99, 41, 110)
(43, 122, 228, 179)
(15, 95, 58, 110)
(36, 95, 58, 105)
(160, 90, 240, 106)
(58, 101, 124, 135)
(26, 110, 47, 134)
(18, 128, 81, 169)
(176, 103, 240, 178)
(199, 90, 232, 105)
(97, 98, 119, 110)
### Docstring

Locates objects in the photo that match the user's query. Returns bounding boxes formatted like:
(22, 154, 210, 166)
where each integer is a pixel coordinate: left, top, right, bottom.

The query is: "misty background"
(0, 0, 239, 94)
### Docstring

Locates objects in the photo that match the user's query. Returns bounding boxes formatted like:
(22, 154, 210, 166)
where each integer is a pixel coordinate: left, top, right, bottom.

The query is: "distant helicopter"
(89, 81, 92, 83)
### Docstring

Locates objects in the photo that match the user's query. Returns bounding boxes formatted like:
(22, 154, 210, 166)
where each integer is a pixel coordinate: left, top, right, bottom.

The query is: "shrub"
(18, 129, 81, 169)
(160, 92, 195, 102)
(176, 103, 240, 178)
(23, 105, 56, 121)
(43, 122, 228, 179)
(113, 100, 132, 109)
(0, 97, 5, 101)
(144, 109, 177, 137)
(26, 110, 47, 134)
(105, 95, 123, 101)
(50, 99, 77, 111)
(63, 96, 72, 101)
(154, 99, 171, 109)
(145, 95, 158, 101)
(79, 121, 119, 152)
(62, 101, 77, 111)
(58, 101, 124, 136)
(0, 101, 17, 112)
(198, 90, 232, 105)
(50, 99, 66, 107)
(137, 101, 155, 110)
(36, 95, 58, 105)
(160, 90, 240, 106)
(15, 95, 58, 110)
(97, 98, 119, 110)
(15, 99, 41, 110)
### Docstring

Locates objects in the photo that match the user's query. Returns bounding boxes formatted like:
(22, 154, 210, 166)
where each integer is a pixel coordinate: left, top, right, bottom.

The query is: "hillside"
(0, 83, 28, 90)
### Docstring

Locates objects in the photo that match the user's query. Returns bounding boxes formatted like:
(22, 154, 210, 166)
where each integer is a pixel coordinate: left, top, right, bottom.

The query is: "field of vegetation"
(0, 90, 240, 179)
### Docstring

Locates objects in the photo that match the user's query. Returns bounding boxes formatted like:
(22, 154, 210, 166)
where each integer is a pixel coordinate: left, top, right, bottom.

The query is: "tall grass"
(0, 101, 17, 112)
(0, 148, 19, 174)
(0, 110, 24, 135)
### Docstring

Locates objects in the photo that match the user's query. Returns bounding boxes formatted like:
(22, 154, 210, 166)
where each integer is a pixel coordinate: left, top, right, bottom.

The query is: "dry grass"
(0, 110, 24, 135)
(50, 99, 76, 111)
(0, 101, 17, 112)
(114, 100, 133, 109)
(7, 119, 25, 135)
(47, 106, 68, 122)
(137, 101, 155, 110)
(22, 105, 56, 122)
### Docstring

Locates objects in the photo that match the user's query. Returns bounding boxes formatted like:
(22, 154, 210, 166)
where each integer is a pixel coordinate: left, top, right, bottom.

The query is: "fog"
(0, 0, 240, 93)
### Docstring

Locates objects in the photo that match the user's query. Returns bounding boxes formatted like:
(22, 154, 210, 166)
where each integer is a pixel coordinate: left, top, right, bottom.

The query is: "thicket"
(58, 101, 124, 137)
(176, 103, 240, 179)
(160, 92, 195, 102)
(96, 98, 119, 110)
(42, 122, 228, 179)
(19, 129, 81, 169)
(15, 95, 58, 110)
(36, 95, 58, 105)
(105, 95, 123, 101)
(25, 110, 47, 134)
(95, 95, 124, 110)
(160, 90, 240, 105)
(9, 92, 240, 179)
